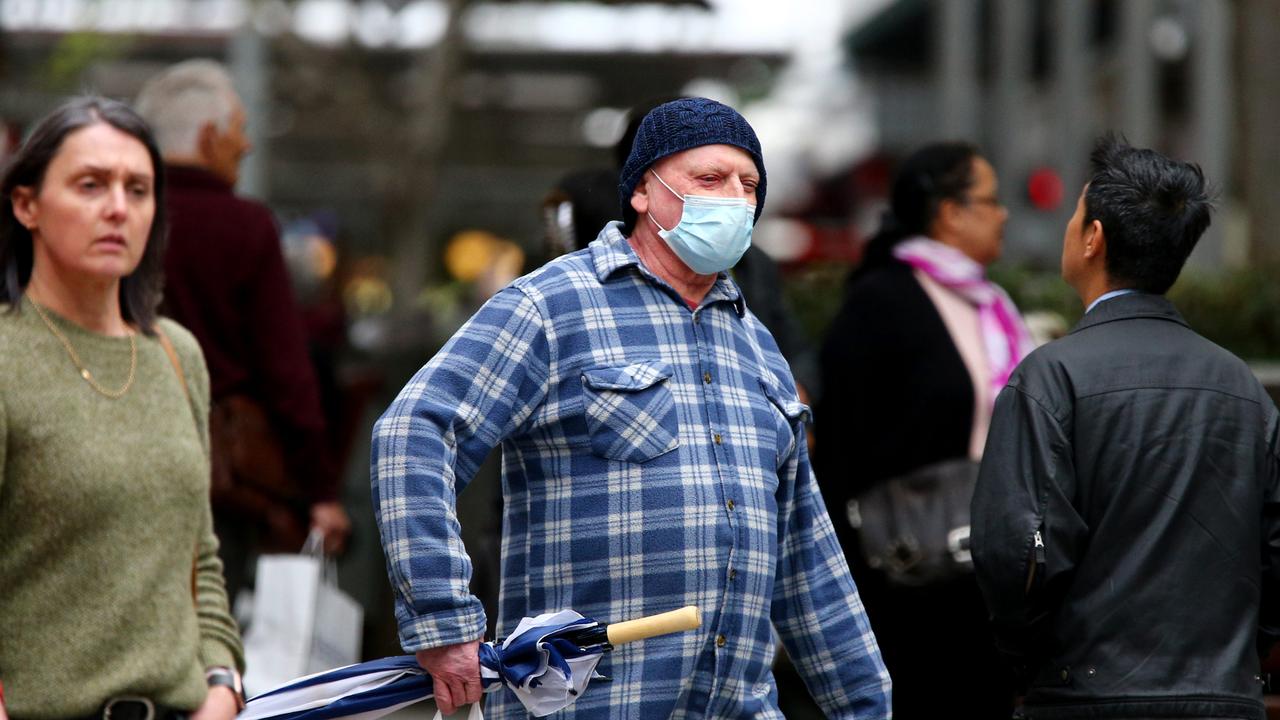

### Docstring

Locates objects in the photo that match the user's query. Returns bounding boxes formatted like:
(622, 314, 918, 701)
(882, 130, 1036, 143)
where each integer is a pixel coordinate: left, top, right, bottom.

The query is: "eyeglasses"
(965, 194, 1003, 208)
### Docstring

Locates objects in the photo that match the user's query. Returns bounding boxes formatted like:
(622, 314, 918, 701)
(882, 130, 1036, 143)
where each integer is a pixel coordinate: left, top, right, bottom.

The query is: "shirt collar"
(1070, 291, 1188, 335)
(590, 222, 636, 281)
(589, 222, 745, 316)
(1085, 288, 1139, 314)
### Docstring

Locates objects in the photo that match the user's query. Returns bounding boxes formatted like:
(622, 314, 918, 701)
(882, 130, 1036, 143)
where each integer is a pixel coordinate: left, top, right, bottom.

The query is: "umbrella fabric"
(239, 610, 606, 720)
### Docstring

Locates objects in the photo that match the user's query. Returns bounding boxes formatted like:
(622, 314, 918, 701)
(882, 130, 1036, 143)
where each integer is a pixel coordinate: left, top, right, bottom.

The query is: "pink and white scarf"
(893, 236, 1036, 401)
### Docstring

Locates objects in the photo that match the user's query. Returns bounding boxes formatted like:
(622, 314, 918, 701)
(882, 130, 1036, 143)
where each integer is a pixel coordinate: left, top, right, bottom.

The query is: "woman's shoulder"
(153, 317, 206, 367)
(0, 304, 40, 346)
(0, 305, 49, 393)
(153, 317, 211, 410)
(0, 306, 17, 366)
(847, 259, 916, 292)
(842, 260, 929, 313)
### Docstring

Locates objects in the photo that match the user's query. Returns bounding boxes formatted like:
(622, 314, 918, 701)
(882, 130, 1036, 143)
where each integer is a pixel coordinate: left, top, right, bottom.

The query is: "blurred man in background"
(136, 60, 350, 600)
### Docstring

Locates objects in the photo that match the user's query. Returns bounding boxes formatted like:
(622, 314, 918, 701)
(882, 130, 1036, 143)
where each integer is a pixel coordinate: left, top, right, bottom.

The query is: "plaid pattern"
(371, 224, 891, 719)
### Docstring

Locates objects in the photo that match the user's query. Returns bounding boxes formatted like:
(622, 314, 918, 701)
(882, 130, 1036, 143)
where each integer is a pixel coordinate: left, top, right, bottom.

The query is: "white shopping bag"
(242, 530, 363, 696)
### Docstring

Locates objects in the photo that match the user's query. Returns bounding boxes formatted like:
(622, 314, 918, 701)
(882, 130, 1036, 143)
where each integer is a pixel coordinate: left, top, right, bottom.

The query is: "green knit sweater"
(0, 299, 244, 719)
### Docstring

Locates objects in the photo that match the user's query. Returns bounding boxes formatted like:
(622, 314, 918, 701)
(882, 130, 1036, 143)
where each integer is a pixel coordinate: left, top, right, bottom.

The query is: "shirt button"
(716, 634, 727, 648)
(703, 371, 712, 384)
(713, 433, 722, 445)
(726, 499, 735, 511)
(728, 568, 737, 581)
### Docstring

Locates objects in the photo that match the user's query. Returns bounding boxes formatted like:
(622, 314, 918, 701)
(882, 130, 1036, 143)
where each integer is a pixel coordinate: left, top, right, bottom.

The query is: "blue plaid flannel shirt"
(372, 224, 891, 719)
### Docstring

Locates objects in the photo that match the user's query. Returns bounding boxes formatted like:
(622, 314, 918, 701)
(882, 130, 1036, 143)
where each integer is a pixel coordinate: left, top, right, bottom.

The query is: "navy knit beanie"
(618, 97, 766, 232)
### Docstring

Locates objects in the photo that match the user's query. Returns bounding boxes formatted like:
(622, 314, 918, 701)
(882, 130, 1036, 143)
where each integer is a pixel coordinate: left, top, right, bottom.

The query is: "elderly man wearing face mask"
(371, 97, 891, 719)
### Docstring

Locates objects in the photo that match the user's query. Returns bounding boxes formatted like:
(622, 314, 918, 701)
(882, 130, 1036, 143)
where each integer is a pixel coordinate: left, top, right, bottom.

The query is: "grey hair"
(134, 59, 239, 157)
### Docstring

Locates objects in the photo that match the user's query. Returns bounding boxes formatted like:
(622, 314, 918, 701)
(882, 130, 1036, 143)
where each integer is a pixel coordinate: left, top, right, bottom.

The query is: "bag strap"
(155, 324, 190, 402)
(154, 324, 200, 603)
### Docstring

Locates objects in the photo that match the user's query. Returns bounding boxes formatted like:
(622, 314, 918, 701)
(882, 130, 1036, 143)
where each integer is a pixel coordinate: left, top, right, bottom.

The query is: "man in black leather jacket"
(971, 136, 1280, 720)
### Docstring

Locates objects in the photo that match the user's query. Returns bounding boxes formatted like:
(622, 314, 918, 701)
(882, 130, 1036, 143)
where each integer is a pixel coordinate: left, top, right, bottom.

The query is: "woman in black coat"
(817, 142, 1033, 718)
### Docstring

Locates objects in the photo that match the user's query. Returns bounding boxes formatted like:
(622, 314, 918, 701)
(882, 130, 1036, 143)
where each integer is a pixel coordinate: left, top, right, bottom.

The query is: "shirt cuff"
(398, 605, 488, 652)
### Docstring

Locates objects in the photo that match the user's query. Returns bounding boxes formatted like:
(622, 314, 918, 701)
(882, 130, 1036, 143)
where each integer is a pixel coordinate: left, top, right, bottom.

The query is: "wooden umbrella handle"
(606, 606, 701, 645)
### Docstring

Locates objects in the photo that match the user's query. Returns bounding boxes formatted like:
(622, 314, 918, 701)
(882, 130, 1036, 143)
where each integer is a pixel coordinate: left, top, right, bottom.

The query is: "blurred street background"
(5, 0, 1280, 714)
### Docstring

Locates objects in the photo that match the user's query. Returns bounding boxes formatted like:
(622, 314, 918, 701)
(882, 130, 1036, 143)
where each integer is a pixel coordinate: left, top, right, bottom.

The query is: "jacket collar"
(164, 164, 234, 193)
(589, 222, 745, 316)
(1069, 291, 1188, 335)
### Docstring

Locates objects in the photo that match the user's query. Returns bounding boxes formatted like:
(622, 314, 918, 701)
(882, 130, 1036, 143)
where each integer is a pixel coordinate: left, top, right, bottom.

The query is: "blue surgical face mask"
(646, 170, 756, 275)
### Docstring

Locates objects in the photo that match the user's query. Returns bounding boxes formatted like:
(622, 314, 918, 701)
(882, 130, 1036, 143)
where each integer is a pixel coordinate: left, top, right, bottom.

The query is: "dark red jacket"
(162, 164, 337, 502)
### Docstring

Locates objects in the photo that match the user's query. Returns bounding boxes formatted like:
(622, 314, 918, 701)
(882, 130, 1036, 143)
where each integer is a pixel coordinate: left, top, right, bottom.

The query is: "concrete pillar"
(1118, 0, 1157, 147)
(991, 0, 1031, 196)
(1052, 0, 1090, 200)
(1188, 0, 1233, 268)
(1240, 0, 1280, 265)
(934, 0, 980, 140)
(229, 26, 269, 200)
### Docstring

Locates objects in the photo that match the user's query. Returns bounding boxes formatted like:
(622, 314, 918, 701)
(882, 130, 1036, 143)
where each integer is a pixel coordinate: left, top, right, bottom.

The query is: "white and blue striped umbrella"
(238, 608, 697, 720)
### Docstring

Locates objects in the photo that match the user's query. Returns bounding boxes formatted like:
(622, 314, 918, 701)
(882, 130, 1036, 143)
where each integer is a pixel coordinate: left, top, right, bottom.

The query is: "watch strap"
(205, 666, 246, 711)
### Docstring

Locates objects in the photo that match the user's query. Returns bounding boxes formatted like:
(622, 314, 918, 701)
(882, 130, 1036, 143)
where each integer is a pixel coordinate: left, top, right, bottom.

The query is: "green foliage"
(43, 32, 134, 91)
(988, 263, 1280, 361)
(1168, 266, 1280, 361)
(781, 260, 1084, 347)
(785, 260, 1280, 361)
(986, 261, 1082, 327)
(782, 261, 850, 344)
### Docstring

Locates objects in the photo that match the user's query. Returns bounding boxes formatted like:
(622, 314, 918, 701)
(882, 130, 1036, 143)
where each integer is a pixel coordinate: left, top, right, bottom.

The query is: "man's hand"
(416, 640, 482, 715)
(310, 501, 352, 555)
(191, 686, 239, 720)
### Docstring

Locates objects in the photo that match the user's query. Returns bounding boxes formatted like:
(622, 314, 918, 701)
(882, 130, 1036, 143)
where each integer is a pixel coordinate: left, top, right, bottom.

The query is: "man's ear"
(10, 186, 38, 231)
(1084, 219, 1105, 261)
(630, 176, 650, 216)
(196, 120, 219, 164)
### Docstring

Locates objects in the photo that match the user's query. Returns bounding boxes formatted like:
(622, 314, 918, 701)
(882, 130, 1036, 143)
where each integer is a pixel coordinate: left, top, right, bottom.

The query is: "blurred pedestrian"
(541, 168, 619, 260)
(135, 60, 350, 600)
(972, 136, 1280, 719)
(371, 97, 890, 718)
(817, 141, 1031, 717)
(0, 96, 245, 719)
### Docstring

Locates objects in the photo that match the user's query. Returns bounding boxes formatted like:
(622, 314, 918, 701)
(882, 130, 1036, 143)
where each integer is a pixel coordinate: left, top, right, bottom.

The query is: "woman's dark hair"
(1, 96, 168, 333)
(860, 141, 981, 268)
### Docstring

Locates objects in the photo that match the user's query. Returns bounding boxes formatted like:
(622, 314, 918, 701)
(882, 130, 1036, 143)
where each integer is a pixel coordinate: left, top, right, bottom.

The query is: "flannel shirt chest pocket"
(759, 376, 809, 470)
(580, 361, 680, 463)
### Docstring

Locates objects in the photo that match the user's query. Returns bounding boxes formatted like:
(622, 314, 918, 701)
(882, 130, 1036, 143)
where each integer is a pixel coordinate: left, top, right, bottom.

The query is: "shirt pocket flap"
(757, 376, 811, 424)
(581, 361, 673, 392)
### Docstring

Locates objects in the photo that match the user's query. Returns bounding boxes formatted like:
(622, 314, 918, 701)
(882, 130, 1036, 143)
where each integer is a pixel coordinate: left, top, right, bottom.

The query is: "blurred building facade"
(846, 0, 1278, 269)
(0, 0, 801, 312)
(5, 0, 1278, 293)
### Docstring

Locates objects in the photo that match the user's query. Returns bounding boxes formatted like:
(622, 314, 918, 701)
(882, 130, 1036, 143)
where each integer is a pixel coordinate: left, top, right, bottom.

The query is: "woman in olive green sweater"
(0, 97, 244, 720)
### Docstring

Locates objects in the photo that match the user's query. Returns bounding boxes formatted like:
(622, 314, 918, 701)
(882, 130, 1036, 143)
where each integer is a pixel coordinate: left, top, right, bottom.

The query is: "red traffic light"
(1026, 167, 1065, 212)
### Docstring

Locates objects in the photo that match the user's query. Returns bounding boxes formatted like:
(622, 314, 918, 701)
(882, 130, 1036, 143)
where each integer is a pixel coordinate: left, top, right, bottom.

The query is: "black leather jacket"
(972, 293, 1280, 719)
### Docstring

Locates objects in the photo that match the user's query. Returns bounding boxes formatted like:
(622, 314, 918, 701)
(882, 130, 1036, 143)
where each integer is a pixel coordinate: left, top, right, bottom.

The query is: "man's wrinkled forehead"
(651, 143, 761, 178)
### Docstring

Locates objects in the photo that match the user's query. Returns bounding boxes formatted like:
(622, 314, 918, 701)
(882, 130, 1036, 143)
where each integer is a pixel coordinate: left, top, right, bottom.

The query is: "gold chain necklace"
(28, 297, 137, 399)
